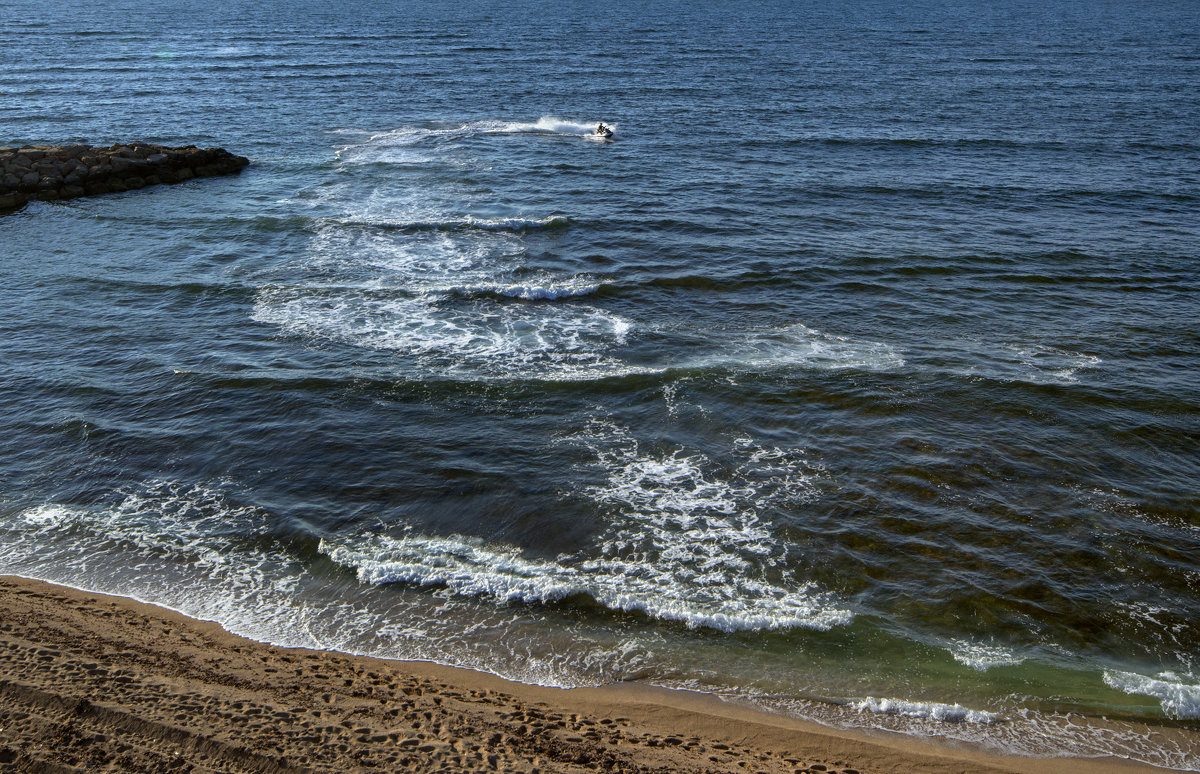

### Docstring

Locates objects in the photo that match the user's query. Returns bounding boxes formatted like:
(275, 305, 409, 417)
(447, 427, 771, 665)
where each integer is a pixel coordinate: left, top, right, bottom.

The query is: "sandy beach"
(0, 575, 1157, 774)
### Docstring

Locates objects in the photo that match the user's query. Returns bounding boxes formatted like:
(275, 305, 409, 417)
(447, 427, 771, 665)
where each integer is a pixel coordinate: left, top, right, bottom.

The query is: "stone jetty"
(0, 143, 249, 212)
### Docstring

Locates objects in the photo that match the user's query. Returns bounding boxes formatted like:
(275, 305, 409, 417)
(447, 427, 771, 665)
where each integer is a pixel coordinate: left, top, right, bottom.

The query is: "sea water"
(2, 0, 1199, 768)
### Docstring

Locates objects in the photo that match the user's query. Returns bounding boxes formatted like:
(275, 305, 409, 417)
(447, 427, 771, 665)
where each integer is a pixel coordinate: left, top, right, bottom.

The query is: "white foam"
(20, 504, 72, 527)
(334, 126, 458, 162)
(467, 214, 571, 231)
(935, 339, 1102, 385)
(333, 214, 570, 233)
(268, 122, 908, 386)
(421, 277, 602, 301)
(321, 533, 581, 603)
(504, 116, 615, 136)
(6, 488, 1200, 770)
(715, 323, 905, 372)
(257, 200, 907, 381)
(335, 116, 614, 162)
(13, 483, 263, 567)
(1, 482, 320, 650)
(1012, 344, 1101, 383)
(1104, 670, 1200, 719)
(766, 694, 1200, 769)
(486, 278, 601, 300)
(567, 422, 846, 631)
(321, 423, 848, 633)
(302, 222, 516, 284)
(251, 169, 639, 380)
(850, 696, 1001, 724)
(321, 526, 849, 633)
(251, 287, 637, 380)
(0, 482, 653, 690)
(948, 639, 1025, 671)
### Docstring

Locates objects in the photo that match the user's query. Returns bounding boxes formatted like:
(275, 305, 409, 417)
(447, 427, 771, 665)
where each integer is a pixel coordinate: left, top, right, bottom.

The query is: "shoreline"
(0, 574, 1157, 773)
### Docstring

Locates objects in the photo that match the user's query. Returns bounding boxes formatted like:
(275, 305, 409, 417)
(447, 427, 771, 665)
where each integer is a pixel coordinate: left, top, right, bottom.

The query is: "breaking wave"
(1104, 670, 1200, 720)
(322, 423, 850, 633)
(321, 530, 848, 633)
(0, 482, 657, 689)
(947, 639, 1026, 671)
(0, 483, 319, 650)
(5, 484, 1198, 769)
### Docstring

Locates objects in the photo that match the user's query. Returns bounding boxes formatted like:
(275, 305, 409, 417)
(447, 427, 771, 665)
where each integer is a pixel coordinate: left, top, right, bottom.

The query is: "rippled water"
(2, 0, 1199, 767)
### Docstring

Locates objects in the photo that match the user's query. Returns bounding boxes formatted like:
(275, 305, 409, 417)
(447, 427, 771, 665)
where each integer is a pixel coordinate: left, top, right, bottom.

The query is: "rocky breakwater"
(0, 143, 249, 212)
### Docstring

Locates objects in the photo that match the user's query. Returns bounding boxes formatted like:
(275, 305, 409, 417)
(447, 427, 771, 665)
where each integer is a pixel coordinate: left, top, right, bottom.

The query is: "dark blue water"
(3, 0, 1199, 766)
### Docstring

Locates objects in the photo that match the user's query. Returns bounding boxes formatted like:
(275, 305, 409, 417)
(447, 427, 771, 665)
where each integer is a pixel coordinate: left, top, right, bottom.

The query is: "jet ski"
(594, 124, 614, 138)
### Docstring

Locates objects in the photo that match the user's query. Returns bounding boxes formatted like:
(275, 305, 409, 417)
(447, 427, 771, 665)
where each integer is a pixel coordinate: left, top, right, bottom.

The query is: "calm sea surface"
(2, 0, 1199, 766)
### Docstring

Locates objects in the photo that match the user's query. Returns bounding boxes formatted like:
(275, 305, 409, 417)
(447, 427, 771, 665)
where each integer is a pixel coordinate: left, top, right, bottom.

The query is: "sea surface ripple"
(2, 0, 1199, 768)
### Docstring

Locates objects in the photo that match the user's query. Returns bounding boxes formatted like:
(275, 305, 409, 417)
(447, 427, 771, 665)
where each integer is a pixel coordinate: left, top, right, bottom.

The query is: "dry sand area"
(0, 575, 1154, 773)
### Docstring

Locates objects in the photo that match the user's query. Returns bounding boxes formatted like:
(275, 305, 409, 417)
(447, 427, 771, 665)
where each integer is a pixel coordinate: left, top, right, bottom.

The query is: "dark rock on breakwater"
(0, 143, 249, 212)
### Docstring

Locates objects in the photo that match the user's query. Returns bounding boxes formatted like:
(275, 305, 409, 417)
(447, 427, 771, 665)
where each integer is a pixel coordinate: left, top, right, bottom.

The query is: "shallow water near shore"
(2, 0, 1199, 768)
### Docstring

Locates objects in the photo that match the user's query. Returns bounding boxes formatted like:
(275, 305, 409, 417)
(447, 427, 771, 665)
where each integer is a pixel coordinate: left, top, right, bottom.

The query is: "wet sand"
(0, 575, 1154, 773)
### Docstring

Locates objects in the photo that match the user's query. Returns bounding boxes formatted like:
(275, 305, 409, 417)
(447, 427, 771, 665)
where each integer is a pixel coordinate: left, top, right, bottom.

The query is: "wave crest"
(320, 527, 850, 633)
(1104, 670, 1200, 719)
(322, 423, 849, 633)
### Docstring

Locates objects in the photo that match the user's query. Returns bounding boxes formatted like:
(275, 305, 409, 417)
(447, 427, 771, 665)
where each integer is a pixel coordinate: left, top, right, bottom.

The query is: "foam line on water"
(927, 339, 1102, 385)
(256, 178, 908, 381)
(704, 323, 904, 372)
(946, 639, 1025, 671)
(320, 525, 851, 633)
(251, 288, 640, 380)
(575, 422, 847, 630)
(254, 280, 905, 381)
(472, 279, 601, 301)
(849, 696, 1001, 724)
(323, 424, 850, 632)
(1, 484, 652, 690)
(335, 116, 615, 161)
(301, 222, 520, 282)
(1104, 670, 1200, 719)
(4, 487, 1199, 769)
(0, 482, 648, 689)
(330, 214, 571, 233)
(756, 690, 1200, 769)
(256, 218, 907, 380)
(3, 484, 321, 650)
(576, 423, 847, 631)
